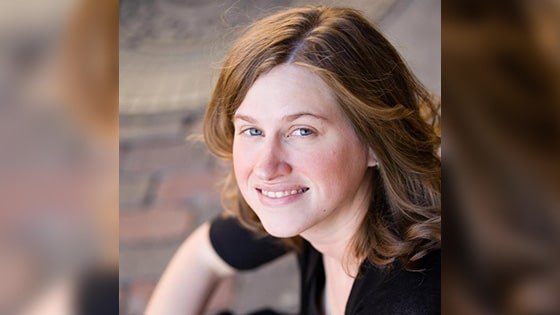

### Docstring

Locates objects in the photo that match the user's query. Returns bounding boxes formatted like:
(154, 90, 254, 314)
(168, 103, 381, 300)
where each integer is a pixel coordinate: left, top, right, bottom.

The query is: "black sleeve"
(209, 216, 290, 271)
(76, 267, 119, 315)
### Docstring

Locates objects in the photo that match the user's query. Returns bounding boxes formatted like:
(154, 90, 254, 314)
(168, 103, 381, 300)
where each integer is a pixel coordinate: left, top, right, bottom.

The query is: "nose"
(253, 137, 292, 181)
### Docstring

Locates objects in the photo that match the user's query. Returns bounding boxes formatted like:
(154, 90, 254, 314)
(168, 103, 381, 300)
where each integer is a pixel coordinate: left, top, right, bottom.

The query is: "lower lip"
(256, 189, 307, 207)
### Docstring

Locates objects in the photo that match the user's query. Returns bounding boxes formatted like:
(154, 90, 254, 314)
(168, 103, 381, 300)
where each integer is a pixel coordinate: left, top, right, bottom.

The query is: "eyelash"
(241, 127, 263, 136)
(289, 127, 314, 137)
(239, 127, 315, 137)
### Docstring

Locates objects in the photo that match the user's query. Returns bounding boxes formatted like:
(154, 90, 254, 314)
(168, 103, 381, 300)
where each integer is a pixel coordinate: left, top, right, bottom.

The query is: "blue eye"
(291, 128, 314, 137)
(243, 127, 263, 136)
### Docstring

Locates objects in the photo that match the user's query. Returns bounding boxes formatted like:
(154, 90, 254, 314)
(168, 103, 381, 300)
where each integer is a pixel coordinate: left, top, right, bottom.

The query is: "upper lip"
(256, 187, 310, 199)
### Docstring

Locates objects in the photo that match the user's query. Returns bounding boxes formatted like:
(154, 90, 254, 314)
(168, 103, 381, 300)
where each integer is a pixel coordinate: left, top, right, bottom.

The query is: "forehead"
(235, 64, 342, 118)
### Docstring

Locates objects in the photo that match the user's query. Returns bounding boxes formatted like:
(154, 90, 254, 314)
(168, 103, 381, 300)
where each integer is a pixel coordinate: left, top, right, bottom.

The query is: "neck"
(300, 175, 372, 272)
(305, 214, 364, 270)
(302, 173, 373, 315)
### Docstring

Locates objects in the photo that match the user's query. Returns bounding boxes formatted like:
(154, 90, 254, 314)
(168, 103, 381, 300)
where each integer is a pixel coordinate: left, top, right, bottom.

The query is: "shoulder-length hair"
(203, 6, 440, 270)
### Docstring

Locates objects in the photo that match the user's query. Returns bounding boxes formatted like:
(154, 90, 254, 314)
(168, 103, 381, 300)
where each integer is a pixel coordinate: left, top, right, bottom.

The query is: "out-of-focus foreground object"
(443, 0, 560, 314)
(0, 0, 118, 314)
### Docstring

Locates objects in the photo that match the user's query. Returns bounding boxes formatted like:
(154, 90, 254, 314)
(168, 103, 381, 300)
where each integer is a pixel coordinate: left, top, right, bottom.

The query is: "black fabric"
(75, 267, 119, 315)
(216, 310, 283, 315)
(209, 216, 441, 315)
(345, 250, 441, 314)
(209, 216, 289, 270)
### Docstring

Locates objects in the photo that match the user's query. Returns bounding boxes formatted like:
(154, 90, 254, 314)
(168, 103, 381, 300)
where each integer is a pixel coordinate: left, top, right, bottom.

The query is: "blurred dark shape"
(443, 0, 560, 314)
(74, 267, 119, 315)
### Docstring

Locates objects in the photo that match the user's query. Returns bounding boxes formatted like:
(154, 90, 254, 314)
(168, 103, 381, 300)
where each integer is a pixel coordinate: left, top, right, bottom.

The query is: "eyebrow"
(233, 114, 257, 123)
(284, 112, 328, 122)
(233, 112, 327, 123)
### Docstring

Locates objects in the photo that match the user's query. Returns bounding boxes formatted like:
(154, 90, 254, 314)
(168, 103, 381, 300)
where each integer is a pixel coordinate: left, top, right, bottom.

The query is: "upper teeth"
(261, 188, 308, 199)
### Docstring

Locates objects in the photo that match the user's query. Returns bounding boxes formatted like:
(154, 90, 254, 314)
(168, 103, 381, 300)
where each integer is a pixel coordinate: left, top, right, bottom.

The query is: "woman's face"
(232, 64, 374, 238)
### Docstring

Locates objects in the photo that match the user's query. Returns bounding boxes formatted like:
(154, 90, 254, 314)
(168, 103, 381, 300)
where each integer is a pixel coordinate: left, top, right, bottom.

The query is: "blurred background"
(443, 1, 560, 314)
(118, 0, 440, 314)
(0, 0, 118, 314)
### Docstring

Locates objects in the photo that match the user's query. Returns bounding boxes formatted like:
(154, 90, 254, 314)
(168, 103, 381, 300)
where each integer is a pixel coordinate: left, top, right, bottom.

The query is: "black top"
(210, 216, 440, 315)
(76, 267, 119, 315)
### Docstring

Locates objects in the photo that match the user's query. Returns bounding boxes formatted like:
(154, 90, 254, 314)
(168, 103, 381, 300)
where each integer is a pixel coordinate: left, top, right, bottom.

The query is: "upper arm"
(145, 222, 235, 315)
(146, 216, 290, 315)
(196, 222, 237, 277)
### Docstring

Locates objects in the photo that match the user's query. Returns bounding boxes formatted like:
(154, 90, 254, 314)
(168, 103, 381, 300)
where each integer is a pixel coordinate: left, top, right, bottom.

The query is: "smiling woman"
(232, 64, 375, 242)
(147, 5, 440, 315)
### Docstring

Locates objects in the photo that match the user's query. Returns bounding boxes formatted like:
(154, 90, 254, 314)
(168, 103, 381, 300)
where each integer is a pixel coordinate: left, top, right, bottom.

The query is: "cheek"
(314, 141, 368, 188)
(232, 140, 253, 183)
(292, 147, 348, 194)
(321, 151, 352, 180)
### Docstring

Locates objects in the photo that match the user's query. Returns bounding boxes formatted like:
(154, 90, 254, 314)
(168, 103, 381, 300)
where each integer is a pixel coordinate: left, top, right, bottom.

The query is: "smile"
(258, 188, 309, 199)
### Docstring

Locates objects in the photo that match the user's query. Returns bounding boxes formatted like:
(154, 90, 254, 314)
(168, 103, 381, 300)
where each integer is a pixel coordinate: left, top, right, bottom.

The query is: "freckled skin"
(232, 64, 374, 239)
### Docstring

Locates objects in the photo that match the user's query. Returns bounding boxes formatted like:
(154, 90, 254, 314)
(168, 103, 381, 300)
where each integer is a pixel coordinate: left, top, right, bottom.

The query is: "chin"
(260, 219, 302, 238)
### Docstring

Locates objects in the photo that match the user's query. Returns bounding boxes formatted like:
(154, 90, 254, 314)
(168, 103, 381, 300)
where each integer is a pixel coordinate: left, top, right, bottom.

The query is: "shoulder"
(209, 216, 290, 270)
(350, 251, 441, 315)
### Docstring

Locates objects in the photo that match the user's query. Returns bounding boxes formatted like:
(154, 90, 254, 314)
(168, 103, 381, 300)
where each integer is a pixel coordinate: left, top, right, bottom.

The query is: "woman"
(147, 6, 440, 315)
